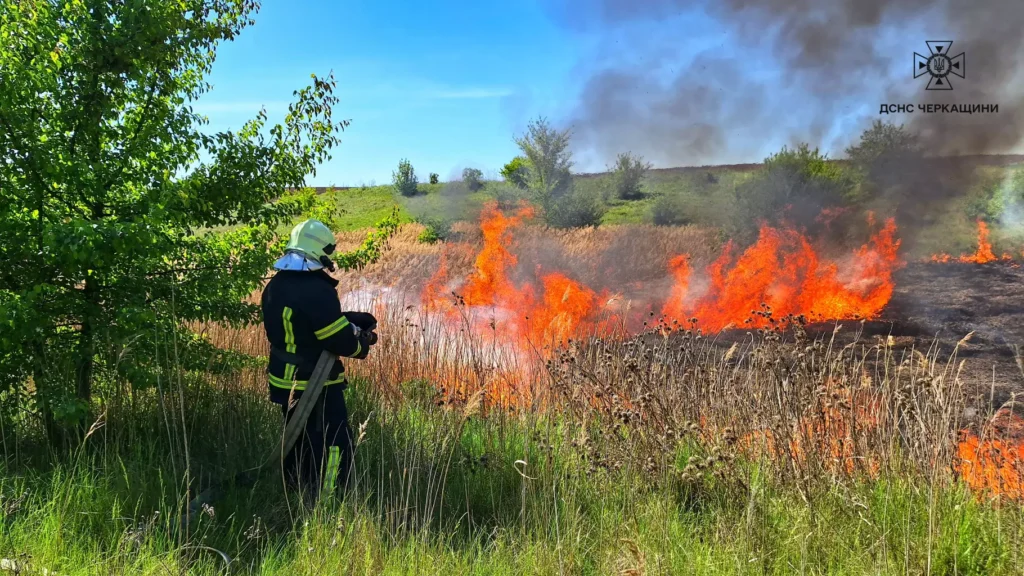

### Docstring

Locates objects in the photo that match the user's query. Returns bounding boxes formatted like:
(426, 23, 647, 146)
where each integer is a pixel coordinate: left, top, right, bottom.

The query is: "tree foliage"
(730, 144, 856, 242)
(499, 156, 530, 190)
(514, 118, 573, 207)
(652, 193, 693, 226)
(0, 0, 349, 430)
(462, 167, 484, 192)
(512, 117, 598, 227)
(845, 120, 922, 196)
(611, 152, 653, 200)
(845, 120, 922, 169)
(429, 172, 439, 185)
(393, 158, 418, 197)
(334, 208, 401, 271)
(544, 189, 606, 229)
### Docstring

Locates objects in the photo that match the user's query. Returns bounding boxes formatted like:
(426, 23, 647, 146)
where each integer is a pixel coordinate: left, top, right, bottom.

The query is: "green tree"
(514, 118, 573, 208)
(393, 158, 418, 197)
(429, 172, 439, 185)
(544, 188, 606, 229)
(500, 156, 530, 189)
(730, 144, 856, 242)
(845, 120, 922, 197)
(512, 117, 597, 227)
(0, 0, 349, 434)
(845, 120, 921, 168)
(462, 167, 484, 192)
(651, 194, 693, 226)
(611, 152, 653, 200)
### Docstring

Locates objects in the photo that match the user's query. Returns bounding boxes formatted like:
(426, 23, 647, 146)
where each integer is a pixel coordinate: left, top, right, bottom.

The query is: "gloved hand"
(343, 311, 377, 331)
(360, 329, 378, 347)
(345, 311, 378, 351)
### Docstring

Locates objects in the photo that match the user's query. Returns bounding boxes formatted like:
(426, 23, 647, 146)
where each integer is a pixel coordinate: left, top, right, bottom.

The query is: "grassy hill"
(283, 154, 1024, 261)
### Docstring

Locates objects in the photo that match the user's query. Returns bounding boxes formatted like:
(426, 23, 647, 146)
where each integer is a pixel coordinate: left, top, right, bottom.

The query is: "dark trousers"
(280, 384, 354, 501)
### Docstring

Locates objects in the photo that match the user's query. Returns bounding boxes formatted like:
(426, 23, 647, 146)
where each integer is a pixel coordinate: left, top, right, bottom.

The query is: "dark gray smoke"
(554, 0, 1024, 165)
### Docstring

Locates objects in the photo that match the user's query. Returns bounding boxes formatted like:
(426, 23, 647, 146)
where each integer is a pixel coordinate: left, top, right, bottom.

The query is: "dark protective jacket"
(260, 269, 367, 405)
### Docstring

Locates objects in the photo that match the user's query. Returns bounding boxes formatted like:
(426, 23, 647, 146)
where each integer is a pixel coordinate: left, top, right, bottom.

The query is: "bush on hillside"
(462, 167, 484, 192)
(652, 193, 694, 226)
(515, 117, 574, 210)
(429, 173, 439, 185)
(492, 182, 530, 210)
(545, 188, 606, 229)
(730, 144, 856, 243)
(845, 120, 922, 196)
(500, 156, 530, 189)
(612, 152, 653, 200)
(415, 215, 453, 244)
(393, 158, 419, 197)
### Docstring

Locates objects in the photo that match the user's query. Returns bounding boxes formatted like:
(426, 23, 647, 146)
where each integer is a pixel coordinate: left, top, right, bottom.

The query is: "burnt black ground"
(884, 261, 1024, 404)
(813, 261, 1024, 406)
(639, 261, 1024, 410)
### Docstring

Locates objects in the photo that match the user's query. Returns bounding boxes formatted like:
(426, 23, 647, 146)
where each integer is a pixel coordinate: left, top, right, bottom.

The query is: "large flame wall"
(423, 201, 903, 344)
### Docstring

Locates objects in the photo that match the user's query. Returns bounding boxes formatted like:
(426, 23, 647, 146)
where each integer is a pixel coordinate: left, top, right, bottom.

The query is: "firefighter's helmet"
(274, 219, 337, 272)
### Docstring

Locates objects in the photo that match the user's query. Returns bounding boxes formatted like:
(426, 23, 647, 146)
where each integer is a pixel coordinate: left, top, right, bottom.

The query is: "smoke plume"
(554, 0, 1024, 165)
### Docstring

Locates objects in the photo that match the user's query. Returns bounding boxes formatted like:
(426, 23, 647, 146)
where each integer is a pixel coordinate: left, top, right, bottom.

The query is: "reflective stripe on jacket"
(260, 269, 367, 404)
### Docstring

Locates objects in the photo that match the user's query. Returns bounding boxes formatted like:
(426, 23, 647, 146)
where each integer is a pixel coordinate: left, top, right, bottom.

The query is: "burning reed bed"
(5, 208, 1024, 572)
(207, 293, 1022, 501)
(2, 301, 1024, 573)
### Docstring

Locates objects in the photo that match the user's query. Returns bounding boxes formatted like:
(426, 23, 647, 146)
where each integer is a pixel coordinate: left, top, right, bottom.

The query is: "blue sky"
(196, 0, 588, 186)
(193, 1, 946, 186)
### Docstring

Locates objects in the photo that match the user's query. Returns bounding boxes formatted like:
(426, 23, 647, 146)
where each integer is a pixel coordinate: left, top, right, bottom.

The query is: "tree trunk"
(76, 275, 97, 407)
(32, 340, 70, 449)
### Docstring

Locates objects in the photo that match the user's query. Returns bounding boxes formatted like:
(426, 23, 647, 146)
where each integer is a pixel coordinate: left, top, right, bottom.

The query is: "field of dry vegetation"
(5, 193, 1024, 574)
(172, 205, 1024, 574)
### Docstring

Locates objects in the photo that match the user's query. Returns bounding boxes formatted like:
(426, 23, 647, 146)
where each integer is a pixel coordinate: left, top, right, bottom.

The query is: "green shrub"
(651, 193, 693, 226)
(462, 168, 484, 192)
(415, 215, 452, 243)
(611, 152, 652, 200)
(429, 173, 439, 185)
(982, 168, 1024, 220)
(545, 188, 606, 229)
(492, 182, 529, 210)
(730, 144, 856, 242)
(417, 227, 440, 244)
(393, 158, 419, 197)
(500, 156, 530, 189)
(515, 117, 574, 208)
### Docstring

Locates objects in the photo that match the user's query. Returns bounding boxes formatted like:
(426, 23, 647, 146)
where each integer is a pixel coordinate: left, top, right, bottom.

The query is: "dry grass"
(199, 223, 1011, 496)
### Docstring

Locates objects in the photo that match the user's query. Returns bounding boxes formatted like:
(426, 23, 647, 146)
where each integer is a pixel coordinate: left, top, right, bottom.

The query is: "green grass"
(1, 374, 1022, 575)
(271, 183, 491, 237)
(323, 187, 414, 232)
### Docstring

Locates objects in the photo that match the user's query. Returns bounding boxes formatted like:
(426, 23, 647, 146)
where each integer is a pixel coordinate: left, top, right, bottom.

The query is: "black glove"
(360, 330, 378, 347)
(344, 311, 377, 331)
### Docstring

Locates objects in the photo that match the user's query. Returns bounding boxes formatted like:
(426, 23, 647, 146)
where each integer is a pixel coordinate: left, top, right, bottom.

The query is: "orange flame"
(527, 273, 611, 347)
(960, 220, 997, 264)
(739, 384, 884, 478)
(422, 201, 617, 352)
(956, 405, 1024, 500)
(461, 203, 536, 309)
(661, 217, 902, 331)
(931, 220, 1006, 264)
(956, 435, 1024, 499)
(661, 255, 691, 322)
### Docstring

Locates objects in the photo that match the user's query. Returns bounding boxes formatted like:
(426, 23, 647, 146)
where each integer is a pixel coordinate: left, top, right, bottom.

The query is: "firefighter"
(260, 219, 377, 502)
